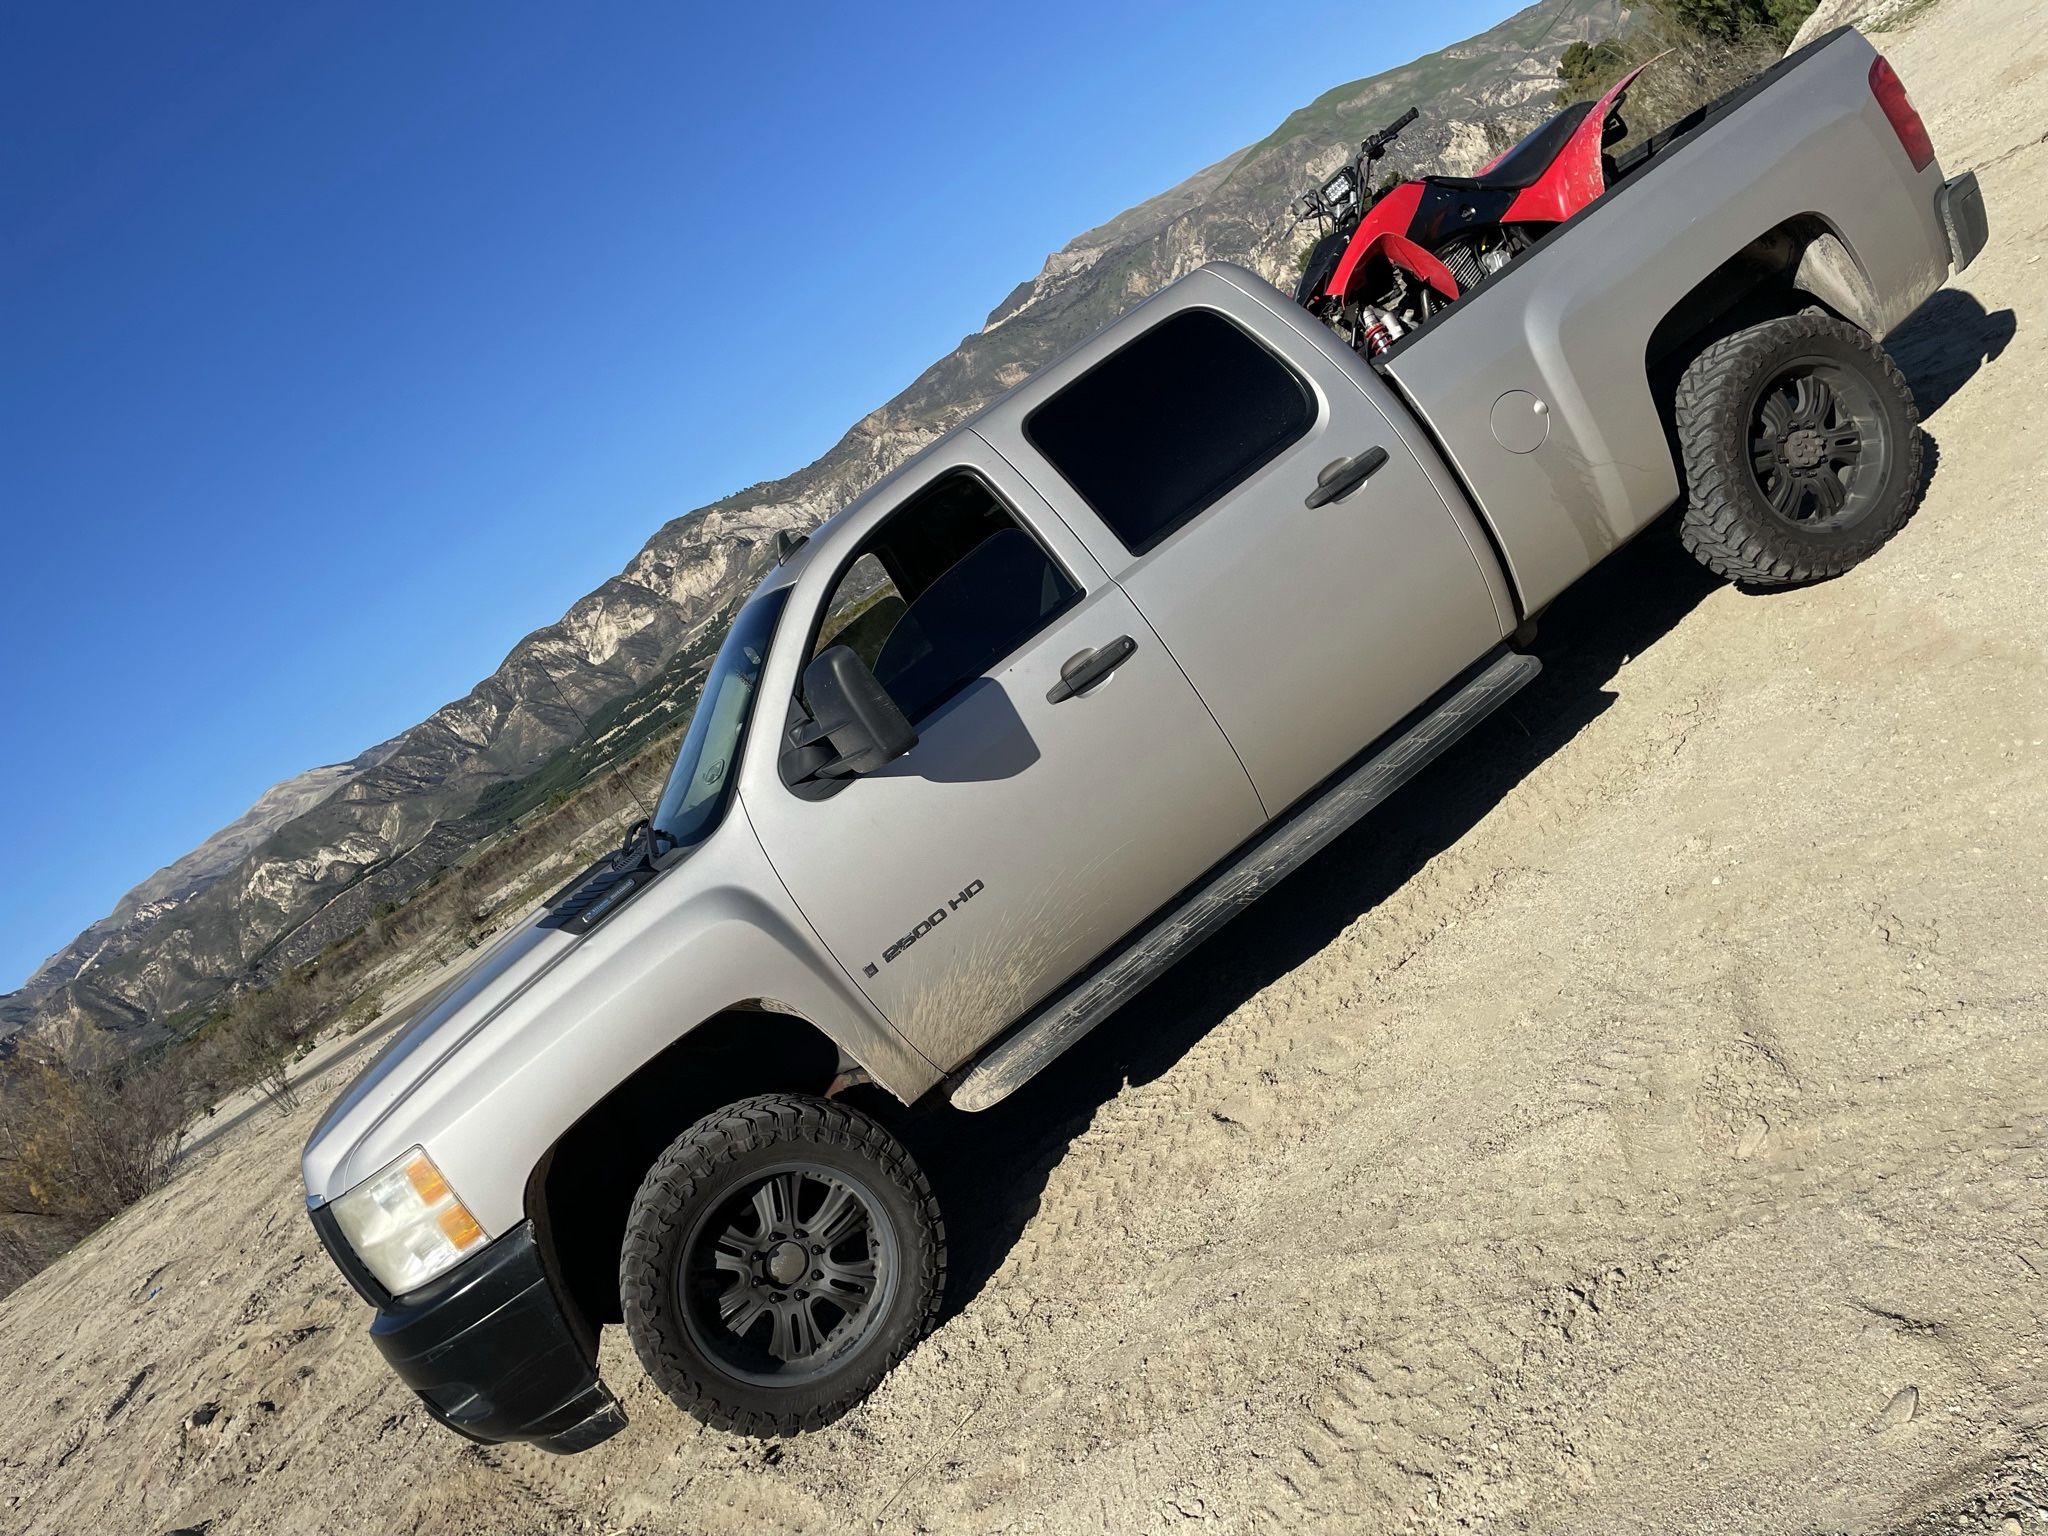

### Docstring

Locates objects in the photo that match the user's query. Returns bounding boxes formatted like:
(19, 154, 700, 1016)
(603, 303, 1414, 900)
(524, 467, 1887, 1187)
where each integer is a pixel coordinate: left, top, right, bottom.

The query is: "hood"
(300, 911, 577, 1205)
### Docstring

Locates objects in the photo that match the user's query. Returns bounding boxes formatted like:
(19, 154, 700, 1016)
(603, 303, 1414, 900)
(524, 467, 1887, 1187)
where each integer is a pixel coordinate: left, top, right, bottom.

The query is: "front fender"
(313, 815, 938, 1236)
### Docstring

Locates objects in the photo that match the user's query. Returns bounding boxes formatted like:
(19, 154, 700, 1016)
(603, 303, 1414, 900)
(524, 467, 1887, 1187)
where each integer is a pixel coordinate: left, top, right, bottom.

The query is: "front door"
(995, 271, 1510, 817)
(743, 442, 1265, 1073)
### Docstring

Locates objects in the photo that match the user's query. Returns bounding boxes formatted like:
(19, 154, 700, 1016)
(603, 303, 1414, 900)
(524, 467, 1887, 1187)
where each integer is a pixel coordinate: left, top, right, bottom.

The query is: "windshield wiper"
(612, 817, 678, 868)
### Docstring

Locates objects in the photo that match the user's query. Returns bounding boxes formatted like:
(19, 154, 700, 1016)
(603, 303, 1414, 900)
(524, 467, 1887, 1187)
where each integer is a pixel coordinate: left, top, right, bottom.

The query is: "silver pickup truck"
(302, 27, 1986, 1451)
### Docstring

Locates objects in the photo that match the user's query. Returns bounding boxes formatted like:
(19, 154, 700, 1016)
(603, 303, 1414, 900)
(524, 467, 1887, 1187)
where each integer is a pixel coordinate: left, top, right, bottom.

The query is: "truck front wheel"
(620, 1094, 945, 1435)
(1673, 311, 1923, 586)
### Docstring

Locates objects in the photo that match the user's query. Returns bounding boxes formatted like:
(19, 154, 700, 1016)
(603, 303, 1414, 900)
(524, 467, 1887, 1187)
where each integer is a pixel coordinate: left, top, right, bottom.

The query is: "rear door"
(743, 438, 1265, 1073)
(986, 268, 1510, 817)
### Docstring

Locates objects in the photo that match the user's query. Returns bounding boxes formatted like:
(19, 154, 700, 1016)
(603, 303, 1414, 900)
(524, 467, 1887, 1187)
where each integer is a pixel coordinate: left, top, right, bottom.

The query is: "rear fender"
(1793, 229, 1885, 335)
(1503, 60, 1656, 225)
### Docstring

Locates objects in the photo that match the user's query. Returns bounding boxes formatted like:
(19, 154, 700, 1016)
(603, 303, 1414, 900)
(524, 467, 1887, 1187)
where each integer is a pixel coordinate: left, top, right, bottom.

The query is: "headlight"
(330, 1147, 486, 1294)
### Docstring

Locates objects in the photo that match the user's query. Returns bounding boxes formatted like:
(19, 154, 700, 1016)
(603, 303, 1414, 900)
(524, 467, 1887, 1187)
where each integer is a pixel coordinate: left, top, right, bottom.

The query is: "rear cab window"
(1024, 309, 1317, 554)
(808, 472, 1079, 726)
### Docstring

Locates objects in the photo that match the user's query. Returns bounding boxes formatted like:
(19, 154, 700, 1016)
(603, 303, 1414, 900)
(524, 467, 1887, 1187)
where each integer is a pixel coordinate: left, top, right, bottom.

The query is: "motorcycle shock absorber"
(1356, 302, 1405, 357)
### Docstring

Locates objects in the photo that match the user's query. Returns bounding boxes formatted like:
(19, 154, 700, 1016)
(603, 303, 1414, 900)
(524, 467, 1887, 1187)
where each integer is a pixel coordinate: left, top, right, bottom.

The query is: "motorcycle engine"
(1440, 237, 1486, 295)
(1438, 230, 1520, 296)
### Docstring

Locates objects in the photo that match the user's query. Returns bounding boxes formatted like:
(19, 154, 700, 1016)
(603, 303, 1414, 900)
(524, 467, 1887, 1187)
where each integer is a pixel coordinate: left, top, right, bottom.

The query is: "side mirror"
(793, 646, 917, 779)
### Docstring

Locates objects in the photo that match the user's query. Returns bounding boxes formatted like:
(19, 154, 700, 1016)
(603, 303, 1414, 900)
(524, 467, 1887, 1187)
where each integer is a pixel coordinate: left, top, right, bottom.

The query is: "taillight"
(1869, 55, 1935, 172)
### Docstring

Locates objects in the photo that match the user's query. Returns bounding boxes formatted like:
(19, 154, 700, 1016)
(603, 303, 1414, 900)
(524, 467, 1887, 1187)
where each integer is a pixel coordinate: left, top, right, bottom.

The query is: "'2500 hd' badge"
(863, 880, 983, 977)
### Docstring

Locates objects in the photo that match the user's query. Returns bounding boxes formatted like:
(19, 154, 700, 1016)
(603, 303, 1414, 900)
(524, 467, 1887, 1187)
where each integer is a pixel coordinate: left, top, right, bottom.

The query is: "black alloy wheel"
(1746, 358, 1887, 529)
(680, 1162, 894, 1383)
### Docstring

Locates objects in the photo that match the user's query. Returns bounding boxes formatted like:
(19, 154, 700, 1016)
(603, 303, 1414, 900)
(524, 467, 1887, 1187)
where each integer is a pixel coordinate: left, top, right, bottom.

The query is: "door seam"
(968, 427, 1272, 821)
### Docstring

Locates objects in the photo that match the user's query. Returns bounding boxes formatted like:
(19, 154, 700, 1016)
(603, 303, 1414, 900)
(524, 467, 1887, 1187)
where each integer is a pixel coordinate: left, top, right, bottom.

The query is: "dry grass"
(0, 1063, 185, 1290)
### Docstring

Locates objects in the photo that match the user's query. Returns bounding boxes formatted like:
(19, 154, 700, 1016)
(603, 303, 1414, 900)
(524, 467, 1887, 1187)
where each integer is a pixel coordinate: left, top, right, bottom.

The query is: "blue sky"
(0, 0, 1515, 992)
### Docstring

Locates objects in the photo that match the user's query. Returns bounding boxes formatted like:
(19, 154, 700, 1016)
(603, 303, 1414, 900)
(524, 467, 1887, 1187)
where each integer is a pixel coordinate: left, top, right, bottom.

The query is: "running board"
(949, 649, 1541, 1112)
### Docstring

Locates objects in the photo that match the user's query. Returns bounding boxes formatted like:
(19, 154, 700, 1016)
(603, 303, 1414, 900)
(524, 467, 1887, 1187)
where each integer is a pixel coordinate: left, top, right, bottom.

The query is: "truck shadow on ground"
(889, 525, 1720, 1322)
(1883, 287, 2015, 419)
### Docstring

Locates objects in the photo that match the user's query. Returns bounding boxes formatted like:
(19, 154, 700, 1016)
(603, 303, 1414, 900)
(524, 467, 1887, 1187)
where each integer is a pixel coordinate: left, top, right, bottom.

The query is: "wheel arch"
(526, 1002, 863, 1354)
(1647, 214, 1882, 383)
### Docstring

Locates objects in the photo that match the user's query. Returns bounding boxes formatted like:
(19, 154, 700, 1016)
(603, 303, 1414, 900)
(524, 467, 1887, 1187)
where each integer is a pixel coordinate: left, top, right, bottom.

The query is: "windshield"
(651, 586, 788, 850)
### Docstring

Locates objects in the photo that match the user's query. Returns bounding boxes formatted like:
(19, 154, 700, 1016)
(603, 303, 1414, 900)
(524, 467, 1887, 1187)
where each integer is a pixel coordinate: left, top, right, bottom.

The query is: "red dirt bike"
(1291, 62, 1653, 354)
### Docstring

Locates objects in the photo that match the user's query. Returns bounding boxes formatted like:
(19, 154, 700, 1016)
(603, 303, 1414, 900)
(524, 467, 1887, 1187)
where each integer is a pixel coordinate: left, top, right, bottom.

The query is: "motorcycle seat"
(1425, 98, 1594, 193)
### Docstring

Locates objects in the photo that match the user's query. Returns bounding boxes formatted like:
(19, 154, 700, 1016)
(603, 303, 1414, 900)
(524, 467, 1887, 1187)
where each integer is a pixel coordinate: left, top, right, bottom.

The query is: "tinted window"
(816, 554, 904, 673)
(1026, 309, 1316, 554)
(813, 473, 1078, 723)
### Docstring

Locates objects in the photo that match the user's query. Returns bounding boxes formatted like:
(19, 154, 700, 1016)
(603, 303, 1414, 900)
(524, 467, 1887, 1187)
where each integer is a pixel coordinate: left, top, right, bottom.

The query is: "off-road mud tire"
(1674, 311, 1922, 585)
(620, 1093, 945, 1436)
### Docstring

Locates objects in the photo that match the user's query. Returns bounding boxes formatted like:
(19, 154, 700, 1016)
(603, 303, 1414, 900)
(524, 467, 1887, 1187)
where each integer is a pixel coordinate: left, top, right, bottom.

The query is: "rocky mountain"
(2, 0, 1629, 1064)
(0, 748, 398, 1064)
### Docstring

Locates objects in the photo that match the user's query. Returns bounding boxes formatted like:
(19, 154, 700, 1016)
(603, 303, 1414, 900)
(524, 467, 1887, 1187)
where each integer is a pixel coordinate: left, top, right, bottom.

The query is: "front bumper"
(311, 1209, 625, 1453)
(1940, 171, 1988, 273)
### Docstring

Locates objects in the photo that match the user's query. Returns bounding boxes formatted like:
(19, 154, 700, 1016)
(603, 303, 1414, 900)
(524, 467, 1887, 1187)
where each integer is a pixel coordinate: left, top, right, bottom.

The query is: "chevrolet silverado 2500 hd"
(303, 27, 1987, 1448)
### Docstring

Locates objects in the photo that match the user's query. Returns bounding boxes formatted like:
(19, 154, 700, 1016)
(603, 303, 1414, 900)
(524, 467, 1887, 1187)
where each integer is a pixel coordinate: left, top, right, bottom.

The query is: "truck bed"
(1377, 26, 1957, 614)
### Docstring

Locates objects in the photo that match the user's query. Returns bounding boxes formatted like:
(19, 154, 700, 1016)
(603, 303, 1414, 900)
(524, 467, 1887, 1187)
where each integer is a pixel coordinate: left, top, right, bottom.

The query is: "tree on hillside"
(1558, 37, 1631, 101)
(223, 981, 304, 1115)
(0, 1060, 185, 1290)
(1655, 0, 1818, 41)
(1550, 0, 1822, 139)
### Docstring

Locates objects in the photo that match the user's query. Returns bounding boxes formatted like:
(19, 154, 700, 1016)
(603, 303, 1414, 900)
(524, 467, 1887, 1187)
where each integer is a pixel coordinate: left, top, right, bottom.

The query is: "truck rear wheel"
(1673, 311, 1922, 586)
(620, 1093, 944, 1436)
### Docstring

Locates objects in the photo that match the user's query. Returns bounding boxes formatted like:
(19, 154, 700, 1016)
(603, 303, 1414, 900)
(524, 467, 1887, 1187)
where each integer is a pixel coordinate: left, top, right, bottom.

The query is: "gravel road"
(1, 4, 2041, 1531)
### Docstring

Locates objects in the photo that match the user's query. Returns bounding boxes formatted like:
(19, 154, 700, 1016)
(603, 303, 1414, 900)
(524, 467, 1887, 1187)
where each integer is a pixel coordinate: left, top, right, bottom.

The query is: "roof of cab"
(750, 261, 1265, 597)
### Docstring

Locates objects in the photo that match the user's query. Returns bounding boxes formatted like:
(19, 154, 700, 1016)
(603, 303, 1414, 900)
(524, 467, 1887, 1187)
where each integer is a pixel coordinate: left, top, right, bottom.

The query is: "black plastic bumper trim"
(1940, 171, 1988, 274)
(359, 1220, 625, 1453)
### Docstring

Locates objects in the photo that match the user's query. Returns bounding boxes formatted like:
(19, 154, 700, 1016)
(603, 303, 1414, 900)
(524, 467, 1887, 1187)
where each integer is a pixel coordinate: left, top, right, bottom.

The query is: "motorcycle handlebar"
(1365, 106, 1419, 153)
(1294, 105, 1420, 222)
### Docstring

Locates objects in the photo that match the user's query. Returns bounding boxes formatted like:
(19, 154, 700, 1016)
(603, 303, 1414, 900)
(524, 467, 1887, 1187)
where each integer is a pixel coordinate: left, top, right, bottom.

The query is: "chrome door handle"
(1304, 445, 1389, 507)
(1047, 635, 1138, 703)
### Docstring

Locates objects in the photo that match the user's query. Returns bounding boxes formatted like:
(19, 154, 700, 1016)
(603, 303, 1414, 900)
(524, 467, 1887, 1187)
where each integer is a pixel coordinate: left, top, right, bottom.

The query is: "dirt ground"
(2, 4, 2042, 1532)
